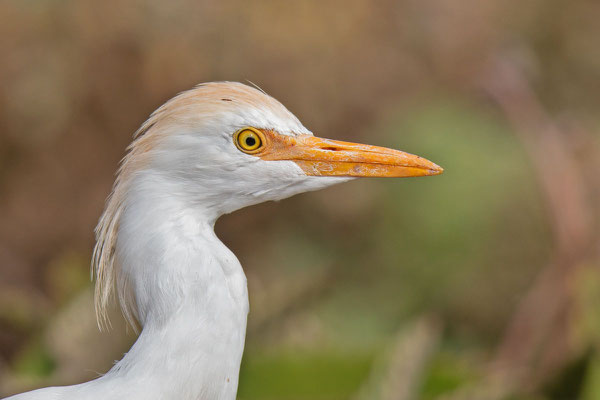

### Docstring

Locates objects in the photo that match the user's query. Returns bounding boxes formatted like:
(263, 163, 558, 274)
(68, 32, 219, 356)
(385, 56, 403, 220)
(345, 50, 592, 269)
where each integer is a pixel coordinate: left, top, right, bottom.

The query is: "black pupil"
(245, 136, 257, 147)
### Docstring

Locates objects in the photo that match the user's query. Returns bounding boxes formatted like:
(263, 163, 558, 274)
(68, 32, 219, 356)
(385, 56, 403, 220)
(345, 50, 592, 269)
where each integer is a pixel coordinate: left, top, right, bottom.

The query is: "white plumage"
(5, 82, 441, 400)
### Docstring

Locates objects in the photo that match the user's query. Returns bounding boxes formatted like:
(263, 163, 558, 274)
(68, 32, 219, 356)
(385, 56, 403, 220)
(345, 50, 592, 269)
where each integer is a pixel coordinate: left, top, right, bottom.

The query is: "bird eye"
(234, 128, 265, 154)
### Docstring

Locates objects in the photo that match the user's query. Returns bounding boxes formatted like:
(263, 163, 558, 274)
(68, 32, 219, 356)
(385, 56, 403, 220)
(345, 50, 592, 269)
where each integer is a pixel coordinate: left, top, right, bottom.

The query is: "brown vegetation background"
(1, 0, 599, 399)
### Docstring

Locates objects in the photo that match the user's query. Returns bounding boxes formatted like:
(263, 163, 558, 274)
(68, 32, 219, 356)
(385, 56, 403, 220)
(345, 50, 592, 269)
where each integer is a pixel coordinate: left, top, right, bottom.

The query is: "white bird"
(5, 82, 442, 400)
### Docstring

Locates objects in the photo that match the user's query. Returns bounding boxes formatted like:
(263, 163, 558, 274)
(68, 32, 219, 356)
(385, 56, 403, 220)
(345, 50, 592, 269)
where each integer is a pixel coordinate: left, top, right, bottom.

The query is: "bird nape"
(5, 82, 442, 400)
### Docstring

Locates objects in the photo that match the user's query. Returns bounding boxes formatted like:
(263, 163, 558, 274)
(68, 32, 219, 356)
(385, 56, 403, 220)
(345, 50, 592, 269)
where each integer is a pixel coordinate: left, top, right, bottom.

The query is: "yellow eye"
(234, 128, 264, 153)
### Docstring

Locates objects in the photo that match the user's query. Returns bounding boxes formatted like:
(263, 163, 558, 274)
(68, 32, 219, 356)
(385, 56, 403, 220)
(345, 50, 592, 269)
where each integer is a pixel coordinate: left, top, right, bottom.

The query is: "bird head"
(93, 82, 442, 327)
(117, 82, 442, 217)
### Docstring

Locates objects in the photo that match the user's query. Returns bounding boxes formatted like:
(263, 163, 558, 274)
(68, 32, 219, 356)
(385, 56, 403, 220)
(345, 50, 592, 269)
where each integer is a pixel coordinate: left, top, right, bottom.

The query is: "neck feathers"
(92, 85, 208, 329)
(92, 172, 249, 399)
(92, 131, 155, 330)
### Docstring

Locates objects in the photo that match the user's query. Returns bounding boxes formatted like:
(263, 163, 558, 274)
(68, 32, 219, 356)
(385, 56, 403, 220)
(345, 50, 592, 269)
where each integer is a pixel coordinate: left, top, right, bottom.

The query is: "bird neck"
(103, 177, 249, 399)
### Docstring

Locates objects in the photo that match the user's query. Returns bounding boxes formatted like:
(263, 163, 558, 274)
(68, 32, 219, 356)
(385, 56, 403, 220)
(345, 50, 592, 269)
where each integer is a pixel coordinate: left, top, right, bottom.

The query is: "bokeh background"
(1, 0, 599, 399)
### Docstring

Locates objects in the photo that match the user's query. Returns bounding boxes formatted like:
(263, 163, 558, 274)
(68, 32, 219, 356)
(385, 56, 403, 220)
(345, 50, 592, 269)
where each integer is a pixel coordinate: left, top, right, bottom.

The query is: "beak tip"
(426, 162, 444, 176)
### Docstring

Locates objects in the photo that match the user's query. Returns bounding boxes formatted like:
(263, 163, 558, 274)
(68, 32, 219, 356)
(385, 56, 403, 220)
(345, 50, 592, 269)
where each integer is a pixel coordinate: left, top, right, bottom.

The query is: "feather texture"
(92, 82, 309, 330)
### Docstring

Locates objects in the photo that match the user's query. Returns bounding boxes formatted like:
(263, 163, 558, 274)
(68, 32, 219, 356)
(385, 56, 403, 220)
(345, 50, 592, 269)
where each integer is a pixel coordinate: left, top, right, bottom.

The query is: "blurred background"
(1, 0, 599, 399)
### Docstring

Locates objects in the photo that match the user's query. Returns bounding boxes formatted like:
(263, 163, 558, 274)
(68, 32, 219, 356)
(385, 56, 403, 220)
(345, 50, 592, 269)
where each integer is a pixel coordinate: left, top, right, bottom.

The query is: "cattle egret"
(5, 82, 442, 400)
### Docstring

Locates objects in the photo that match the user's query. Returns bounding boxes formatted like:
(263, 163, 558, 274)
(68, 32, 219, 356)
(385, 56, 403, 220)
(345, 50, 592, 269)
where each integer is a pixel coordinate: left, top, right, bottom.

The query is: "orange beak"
(259, 131, 443, 178)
